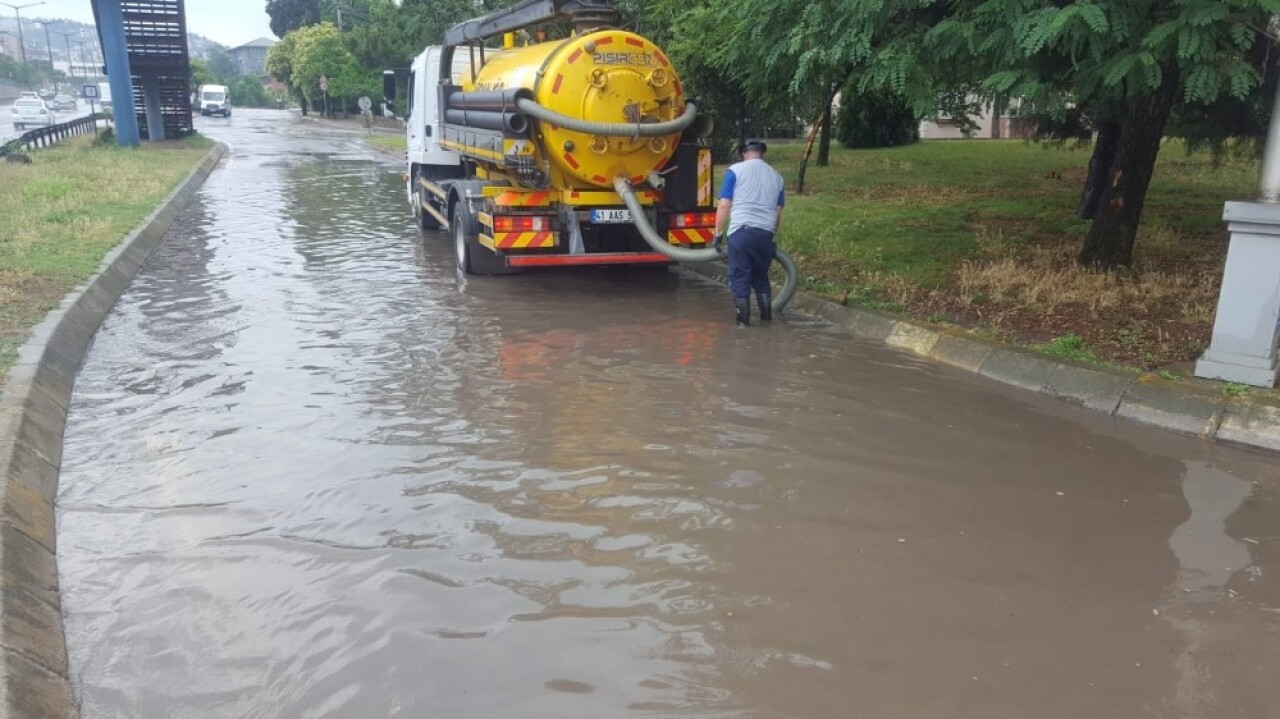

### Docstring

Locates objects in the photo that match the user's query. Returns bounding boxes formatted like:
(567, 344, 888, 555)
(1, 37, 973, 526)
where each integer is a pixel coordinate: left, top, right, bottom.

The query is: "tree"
(229, 75, 273, 107)
(836, 86, 919, 149)
(266, 0, 323, 39)
(206, 46, 238, 82)
(924, 0, 1279, 268)
(190, 58, 217, 90)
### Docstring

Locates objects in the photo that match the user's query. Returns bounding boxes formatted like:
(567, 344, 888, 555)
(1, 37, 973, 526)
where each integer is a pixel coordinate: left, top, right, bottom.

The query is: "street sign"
(319, 75, 328, 92)
(357, 96, 371, 111)
(81, 83, 99, 99)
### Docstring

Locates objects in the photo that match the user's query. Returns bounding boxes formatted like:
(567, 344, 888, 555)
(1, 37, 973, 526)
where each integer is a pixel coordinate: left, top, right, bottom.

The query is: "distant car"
(18, 91, 39, 99)
(197, 84, 231, 117)
(38, 88, 55, 100)
(11, 98, 56, 130)
(52, 94, 77, 111)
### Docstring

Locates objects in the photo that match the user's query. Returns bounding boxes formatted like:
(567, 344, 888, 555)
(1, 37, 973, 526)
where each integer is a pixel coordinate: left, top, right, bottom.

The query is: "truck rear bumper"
(506, 252, 674, 268)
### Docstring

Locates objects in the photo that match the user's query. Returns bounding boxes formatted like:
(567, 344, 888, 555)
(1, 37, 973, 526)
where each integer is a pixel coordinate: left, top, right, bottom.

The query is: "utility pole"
(72, 38, 88, 81)
(33, 18, 52, 75)
(0, 1, 44, 65)
(50, 28, 78, 81)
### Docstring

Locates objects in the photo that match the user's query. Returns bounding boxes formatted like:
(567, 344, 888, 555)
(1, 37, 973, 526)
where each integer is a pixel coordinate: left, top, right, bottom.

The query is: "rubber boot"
(734, 298, 751, 327)
(757, 291, 773, 322)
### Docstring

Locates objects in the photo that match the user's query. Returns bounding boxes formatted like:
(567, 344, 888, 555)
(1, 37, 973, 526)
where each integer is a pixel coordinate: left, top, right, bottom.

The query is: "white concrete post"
(1195, 77, 1280, 388)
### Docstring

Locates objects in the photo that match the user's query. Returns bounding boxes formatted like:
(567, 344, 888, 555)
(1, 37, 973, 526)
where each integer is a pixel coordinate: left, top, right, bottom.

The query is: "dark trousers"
(727, 226, 776, 300)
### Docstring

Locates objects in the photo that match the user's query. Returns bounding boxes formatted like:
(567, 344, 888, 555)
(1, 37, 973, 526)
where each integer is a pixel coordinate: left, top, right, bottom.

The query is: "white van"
(197, 84, 231, 117)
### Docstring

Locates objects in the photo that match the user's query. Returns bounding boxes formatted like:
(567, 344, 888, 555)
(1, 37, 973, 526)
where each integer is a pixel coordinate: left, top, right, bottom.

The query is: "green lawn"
(0, 134, 213, 379)
(366, 134, 407, 155)
(755, 140, 1256, 367)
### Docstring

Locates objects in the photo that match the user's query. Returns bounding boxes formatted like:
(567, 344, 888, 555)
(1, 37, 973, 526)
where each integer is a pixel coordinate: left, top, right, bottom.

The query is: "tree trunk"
(1078, 121, 1121, 220)
(817, 84, 839, 167)
(817, 99, 833, 167)
(796, 107, 825, 194)
(1078, 69, 1181, 269)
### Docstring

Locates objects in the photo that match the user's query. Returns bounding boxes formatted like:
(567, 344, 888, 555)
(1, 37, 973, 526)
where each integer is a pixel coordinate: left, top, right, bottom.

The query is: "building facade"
(228, 37, 275, 76)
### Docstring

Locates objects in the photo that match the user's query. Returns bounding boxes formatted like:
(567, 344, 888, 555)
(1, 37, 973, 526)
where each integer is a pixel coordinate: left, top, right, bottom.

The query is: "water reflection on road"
(57, 110, 1280, 718)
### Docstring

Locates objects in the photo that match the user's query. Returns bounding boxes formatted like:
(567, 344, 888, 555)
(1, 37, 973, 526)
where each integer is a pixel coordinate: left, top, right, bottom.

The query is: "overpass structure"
(91, 0, 194, 145)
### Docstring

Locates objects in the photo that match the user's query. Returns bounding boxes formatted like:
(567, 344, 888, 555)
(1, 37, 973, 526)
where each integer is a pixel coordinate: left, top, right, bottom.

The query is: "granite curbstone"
(0, 583, 67, 675)
(0, 442, 58, 503)
(1116, 380, 1227, 438)
(927, 334, 996, 373)
(0, 525, 59, 611)
(1215, 401, 1280, 453)
(1044, 363, 1135, 414)
(885, 322, 941, 355)
(0, 647, 76, 718)
(0, 141, 226, 719)
(977, 347, 1061, 393)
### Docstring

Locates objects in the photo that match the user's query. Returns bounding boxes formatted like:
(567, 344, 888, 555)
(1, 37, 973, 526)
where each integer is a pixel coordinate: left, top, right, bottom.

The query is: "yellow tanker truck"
(383, 0, 734, 275)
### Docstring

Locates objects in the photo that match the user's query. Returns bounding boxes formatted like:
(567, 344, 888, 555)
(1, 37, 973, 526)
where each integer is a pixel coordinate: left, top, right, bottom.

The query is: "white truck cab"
(405, 47, 473, 173)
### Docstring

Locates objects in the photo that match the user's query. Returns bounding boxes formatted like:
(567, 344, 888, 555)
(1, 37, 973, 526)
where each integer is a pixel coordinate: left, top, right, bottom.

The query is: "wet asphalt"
(56, 109, 1280, 718)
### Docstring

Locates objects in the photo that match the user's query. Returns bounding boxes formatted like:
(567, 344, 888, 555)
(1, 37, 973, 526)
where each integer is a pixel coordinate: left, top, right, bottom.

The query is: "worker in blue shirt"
(714, 140, 785, 326)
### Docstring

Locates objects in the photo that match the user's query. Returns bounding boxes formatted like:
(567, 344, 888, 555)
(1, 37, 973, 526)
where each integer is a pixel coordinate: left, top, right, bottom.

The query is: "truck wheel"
(452, 202, 515, 275)
(452, 202, 473, 274)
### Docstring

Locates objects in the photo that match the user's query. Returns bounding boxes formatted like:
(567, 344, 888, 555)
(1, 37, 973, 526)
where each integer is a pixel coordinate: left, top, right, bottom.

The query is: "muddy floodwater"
(58, 110, 1280, 718)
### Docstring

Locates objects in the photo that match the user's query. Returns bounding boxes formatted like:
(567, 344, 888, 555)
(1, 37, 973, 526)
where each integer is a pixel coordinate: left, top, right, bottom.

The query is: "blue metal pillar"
(141, 74, 165, 141)
(91, 0, 140, 147)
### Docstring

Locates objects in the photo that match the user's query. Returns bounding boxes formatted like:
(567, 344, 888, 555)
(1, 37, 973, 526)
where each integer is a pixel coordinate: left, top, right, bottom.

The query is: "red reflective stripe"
(507, 252, 671, 267)
(551, 74, 564, 94)
(592, 174, 607, 183)
(567, 48, 583, 64)
(625, 37, 643, 47)
(531, 231, 552, 246)
(655, 51, 669, 67)
(596, 36, 614, 46)
(564, 153, 580, 169)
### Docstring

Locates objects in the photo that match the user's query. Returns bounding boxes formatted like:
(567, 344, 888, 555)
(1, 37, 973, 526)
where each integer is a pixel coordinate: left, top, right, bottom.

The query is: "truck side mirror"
(383, 70, 396, 102)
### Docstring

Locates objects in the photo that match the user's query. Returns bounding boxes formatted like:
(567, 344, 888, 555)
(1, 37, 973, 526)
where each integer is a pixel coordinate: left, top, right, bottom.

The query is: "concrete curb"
(0, 141, 226, 718)
(680, 260, 1280, 455)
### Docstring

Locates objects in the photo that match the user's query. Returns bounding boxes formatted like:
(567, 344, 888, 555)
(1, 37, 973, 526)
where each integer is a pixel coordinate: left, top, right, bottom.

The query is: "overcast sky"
(30, 0, 275, 47)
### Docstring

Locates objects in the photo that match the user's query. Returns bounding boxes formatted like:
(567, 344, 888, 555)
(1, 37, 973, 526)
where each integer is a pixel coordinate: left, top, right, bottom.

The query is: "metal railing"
(2, 113, 107, 156)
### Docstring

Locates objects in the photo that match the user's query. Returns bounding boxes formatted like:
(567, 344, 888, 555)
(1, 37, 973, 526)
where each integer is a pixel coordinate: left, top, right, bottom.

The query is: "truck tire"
(452, 202, 474, 274)
(452, 202, 514, 275)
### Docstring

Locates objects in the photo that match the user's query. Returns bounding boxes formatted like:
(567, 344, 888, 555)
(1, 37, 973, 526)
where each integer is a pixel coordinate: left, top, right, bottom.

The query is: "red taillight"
(672, 211, 716, 228)
(493, 215, 552, 232)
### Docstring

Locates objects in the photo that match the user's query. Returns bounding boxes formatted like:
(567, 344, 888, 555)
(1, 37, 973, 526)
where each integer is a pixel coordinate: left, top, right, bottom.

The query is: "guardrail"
(2, 113, 107, 156)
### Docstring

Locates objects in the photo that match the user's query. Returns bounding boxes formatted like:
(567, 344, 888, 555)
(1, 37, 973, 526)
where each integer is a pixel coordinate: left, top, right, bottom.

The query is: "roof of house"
(231, 37, 276, 51)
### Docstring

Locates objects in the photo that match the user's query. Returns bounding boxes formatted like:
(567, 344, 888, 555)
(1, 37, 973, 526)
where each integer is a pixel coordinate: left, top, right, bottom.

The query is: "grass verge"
(365, 134, 406, 155)
(0, 134, 213, 380)
(761, 140, 1254, 369)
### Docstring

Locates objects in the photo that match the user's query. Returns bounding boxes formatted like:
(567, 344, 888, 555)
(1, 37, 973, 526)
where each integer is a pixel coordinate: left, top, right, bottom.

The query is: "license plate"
(590, 209, 632, 224)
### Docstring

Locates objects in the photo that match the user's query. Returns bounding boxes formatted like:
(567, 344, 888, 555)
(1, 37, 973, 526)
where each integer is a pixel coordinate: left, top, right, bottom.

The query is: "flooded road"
(58, 109, 1280, 718)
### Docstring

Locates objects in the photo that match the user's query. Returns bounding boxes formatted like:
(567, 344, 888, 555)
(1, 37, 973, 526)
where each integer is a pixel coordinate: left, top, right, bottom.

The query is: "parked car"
(11, 98, 56, 130)
(52, 94, 77, 111)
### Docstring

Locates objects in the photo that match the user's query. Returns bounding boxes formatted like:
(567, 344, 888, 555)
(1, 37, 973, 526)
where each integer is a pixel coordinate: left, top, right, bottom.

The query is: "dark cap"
(738, 139, 768, 155)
